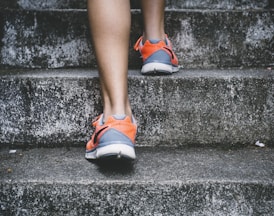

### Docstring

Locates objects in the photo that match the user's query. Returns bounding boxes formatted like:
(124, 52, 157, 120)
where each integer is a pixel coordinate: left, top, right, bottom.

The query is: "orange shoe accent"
(134, 35, 179, 67)
(86, 115, 137, 152)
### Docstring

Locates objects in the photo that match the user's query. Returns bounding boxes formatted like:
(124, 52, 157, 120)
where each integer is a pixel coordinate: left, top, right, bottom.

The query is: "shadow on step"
(87, 157, 135, 175)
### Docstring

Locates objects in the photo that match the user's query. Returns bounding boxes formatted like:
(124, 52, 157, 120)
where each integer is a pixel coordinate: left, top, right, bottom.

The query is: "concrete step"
(1, 0, 273, 10)
(0, 146, 273, 215)
(1, 69, 273, 148)
(0, 9, 273, 69)
(164, 0, 274, 10)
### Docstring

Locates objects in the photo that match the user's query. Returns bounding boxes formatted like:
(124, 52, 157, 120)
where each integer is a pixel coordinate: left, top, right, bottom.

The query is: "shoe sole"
(141, 62, 179, 75)
(85, 143, 136, 160)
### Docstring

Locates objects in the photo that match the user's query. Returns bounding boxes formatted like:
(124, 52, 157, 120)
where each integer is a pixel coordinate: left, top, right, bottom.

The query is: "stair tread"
(1, 146, 273, 184)
(1, 0, 272, 10)
(1, 68, 273, 78)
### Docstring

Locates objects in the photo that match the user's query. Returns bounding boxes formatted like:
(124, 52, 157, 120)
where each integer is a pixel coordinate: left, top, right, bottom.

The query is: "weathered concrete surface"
(0, 0, 272, 10)
(0, 9, 94, 69)
(0, 9, 273, 69)
(0, 147, 273, 215)
(0, 69, 101, 147)
(164, 0, 273, 9)
(0, 69, 273, 147)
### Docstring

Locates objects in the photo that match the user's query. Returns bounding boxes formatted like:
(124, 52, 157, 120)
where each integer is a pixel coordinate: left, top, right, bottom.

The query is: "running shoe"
(134, 35, 179, 75)
(85, 114, 137, 160)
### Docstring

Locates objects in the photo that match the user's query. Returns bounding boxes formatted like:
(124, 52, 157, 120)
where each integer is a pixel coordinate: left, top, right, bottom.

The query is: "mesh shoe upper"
(134, 35, 179, 69)
(86, 114, 137, 154)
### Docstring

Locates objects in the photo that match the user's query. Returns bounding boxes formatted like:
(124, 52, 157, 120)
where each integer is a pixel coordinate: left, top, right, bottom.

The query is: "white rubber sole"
(141, 62, 179, 75)
(85, 144, 136, 160)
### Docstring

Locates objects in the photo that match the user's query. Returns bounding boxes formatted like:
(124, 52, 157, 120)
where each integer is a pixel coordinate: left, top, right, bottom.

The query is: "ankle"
(103, 109, 132, 121)
(142, 32, 165, 42)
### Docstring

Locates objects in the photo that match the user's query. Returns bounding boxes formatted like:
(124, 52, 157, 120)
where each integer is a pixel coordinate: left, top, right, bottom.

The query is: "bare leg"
(141, 0, 166, 41)
(87, 0, 131, 120)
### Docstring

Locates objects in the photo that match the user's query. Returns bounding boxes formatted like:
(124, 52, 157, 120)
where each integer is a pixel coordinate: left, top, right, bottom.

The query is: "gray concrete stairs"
(0, 0, 274, 215)
(1, 147, 274, 215)
(1, 69, 273, 148)
(0, 1, 273, 69)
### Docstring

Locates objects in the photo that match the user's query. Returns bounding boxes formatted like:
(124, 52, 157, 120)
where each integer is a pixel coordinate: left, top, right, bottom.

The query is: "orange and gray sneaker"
(134, 35, 179, 75)
(85, 114, 137, 160)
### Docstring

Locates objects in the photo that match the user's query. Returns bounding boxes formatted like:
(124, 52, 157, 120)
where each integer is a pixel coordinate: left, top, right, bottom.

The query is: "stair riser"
(0, 10, 273, 69)
(1, 0, 272, 10)
(1, 70, 273, 147)
(0, 182, 273, 215)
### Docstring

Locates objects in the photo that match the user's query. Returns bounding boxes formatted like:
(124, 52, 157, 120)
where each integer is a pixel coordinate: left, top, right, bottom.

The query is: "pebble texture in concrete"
(0, 147, 273, 215)
(0, 9, 273, 69)
(0, 69, 273, 147)
(0, 0, 272, 9)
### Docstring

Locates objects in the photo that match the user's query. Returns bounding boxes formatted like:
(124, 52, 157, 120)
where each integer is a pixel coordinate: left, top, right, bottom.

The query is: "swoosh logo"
(163, 47, 175, 59)
(93, 126, 108, 144)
